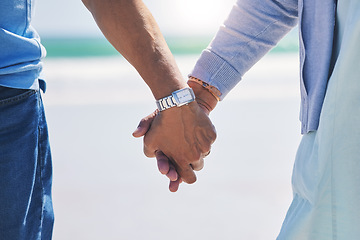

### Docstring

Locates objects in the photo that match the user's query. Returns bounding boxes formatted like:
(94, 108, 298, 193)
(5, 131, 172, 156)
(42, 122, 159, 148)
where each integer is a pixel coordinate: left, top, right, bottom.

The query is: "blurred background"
(32, 0, 301, 239)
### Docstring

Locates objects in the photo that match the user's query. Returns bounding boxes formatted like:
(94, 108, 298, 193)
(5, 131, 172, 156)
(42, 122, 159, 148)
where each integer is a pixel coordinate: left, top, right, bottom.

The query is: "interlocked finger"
(190, 158, 204, 171)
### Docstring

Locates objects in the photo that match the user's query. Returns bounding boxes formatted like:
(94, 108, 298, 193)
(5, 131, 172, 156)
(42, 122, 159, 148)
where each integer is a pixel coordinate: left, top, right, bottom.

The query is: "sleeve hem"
(189, 50, 242, 101)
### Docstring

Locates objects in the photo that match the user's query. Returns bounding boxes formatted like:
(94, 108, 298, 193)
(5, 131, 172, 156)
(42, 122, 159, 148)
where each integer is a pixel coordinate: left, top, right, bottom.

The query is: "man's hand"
(133, 111, 183, 192)
(142, 101, 216, 184)
(133, 83, 219, 192)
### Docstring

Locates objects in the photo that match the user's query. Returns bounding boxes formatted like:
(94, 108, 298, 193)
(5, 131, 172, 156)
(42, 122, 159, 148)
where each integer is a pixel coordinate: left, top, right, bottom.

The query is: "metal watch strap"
(156, 87, 195, 111)
(156, 95, 177, 111)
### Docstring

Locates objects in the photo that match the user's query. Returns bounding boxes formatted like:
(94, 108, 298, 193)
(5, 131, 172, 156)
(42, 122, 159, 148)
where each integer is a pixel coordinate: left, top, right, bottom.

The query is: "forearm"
(191, 0, 299, 100)
(82, 0, 186, 99)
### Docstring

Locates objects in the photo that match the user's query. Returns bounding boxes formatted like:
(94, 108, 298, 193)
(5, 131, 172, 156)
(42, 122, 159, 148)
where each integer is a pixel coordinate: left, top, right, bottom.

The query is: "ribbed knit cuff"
(189, 50, 243, 100)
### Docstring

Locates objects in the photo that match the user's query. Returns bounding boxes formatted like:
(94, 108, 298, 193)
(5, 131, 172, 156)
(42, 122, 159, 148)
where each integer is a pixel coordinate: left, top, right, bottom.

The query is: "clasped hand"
(133, 101, 216, 192)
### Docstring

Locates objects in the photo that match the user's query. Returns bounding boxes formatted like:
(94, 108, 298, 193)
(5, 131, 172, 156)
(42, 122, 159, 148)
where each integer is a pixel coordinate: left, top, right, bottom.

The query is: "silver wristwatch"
(156, 87, 195, 111)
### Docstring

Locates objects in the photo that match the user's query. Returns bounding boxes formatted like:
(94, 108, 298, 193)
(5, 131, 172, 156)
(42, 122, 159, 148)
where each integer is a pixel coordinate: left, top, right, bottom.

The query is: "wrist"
(156, 87, 196, 112)
(153, 81, 188, 100)
(187, 80, 218, 114)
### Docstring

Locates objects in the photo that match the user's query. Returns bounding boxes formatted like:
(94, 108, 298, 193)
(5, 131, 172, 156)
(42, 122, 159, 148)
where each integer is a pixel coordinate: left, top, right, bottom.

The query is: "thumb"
(132, 109, 159, 138)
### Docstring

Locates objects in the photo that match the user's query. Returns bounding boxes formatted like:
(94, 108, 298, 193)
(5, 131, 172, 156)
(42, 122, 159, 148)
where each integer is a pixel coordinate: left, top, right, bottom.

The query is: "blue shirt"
(190, 0, 337, 133)
(0, 0, 46, 90)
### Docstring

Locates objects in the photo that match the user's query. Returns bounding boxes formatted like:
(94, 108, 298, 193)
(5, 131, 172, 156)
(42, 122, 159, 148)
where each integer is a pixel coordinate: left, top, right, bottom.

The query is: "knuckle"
(200, 141, 211, 153)
(143, 140, 156, 158)
(189, 148, 201, 161)
(209, 127, 217, 141)
(201, 144, 211, 154)
(192, 160, 204, 172)
(143, 147, 155, 158)
(195, 164, 204, 171)
(175, 155, 188, 166)
(143, 133, 154, 147)
(144, 149, 154, 158)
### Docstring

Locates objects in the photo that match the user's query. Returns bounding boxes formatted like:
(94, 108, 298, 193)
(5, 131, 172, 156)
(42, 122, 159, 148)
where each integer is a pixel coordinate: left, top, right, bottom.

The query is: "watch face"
(175, 89, 193, 103)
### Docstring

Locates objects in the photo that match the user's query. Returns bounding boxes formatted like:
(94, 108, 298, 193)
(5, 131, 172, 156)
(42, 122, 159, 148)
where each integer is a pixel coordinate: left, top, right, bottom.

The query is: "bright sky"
(32, 0, 235, 37)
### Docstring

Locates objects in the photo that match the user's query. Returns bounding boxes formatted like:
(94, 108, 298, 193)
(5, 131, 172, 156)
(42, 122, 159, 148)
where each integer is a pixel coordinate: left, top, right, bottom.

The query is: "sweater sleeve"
(189, 0, 299, 100)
